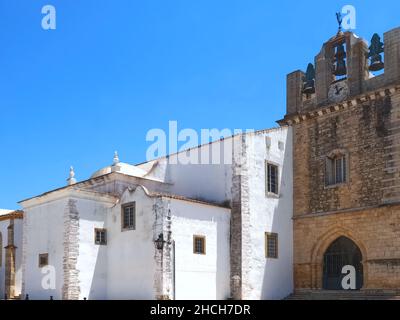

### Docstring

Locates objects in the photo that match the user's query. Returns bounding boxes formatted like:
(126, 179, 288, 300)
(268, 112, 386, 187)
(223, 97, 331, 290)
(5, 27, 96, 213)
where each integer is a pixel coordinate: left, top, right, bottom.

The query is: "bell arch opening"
(322, 236, 363, 290)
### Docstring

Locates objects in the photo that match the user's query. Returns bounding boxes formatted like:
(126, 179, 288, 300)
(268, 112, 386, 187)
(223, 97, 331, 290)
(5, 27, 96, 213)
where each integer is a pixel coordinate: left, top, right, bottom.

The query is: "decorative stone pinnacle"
(67, 166, 77, 185)
(113, 151, 120, 165)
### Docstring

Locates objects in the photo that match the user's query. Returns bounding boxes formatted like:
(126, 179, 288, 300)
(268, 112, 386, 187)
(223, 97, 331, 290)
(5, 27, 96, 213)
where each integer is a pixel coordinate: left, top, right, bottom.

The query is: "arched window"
(325, 150, 348, 186)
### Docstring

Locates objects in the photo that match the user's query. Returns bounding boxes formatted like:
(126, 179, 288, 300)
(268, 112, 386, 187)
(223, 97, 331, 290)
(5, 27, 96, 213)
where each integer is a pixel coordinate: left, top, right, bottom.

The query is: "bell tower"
(279, 20, 400, 293)
(283, 21, 400, 119)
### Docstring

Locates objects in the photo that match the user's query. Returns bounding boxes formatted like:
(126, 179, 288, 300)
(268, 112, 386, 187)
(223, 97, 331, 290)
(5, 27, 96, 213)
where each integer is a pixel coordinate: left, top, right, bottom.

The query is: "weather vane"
(336, 12, 343, 33)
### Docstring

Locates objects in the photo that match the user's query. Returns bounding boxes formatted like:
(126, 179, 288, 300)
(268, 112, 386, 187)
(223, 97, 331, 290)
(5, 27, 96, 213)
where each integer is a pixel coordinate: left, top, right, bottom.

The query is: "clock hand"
(335, 86, 344, 94)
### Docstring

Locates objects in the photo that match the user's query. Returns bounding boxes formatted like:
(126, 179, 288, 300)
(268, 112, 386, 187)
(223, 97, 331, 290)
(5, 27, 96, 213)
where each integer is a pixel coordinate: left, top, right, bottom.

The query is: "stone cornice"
(278, 84, 400, 126)
(20, 188, 118, 209)
(0, 210, 23, 221)
(293, 201, 400, 220)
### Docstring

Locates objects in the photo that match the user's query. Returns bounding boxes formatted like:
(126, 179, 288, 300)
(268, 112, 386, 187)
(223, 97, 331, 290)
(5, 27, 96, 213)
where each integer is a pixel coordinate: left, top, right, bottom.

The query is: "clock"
(328, 81, 349, 103)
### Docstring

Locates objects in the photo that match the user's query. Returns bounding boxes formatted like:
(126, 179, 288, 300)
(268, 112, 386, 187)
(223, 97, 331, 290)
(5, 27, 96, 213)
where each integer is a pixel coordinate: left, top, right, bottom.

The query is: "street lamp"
(155, 233, 165, 250)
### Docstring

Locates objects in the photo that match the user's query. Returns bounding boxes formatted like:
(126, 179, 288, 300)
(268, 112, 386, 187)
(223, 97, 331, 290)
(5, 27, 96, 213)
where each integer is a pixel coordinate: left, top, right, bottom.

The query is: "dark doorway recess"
(323, 236, 363, 290)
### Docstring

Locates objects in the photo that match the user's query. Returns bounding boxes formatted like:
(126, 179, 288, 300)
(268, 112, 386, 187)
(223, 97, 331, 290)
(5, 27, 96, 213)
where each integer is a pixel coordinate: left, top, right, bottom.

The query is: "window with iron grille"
(265, 233, 278, 259)
(326, 155, 347, 186)
(122, 203, 135, 230)
(266, 163, 279, 195)
(39, 253, 49, 268)
(95, 228, 107, 245)
(193, 235, 206, 255)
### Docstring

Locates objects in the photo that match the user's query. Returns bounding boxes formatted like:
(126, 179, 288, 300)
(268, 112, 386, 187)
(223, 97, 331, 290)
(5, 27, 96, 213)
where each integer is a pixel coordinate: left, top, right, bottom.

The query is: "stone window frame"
(193, 235, 206, 255)
(94, 228, 107, 245)
(121, 202, 136, 231)
(265, 232, 278, 259)
(39, 253, 49, 268)
(265, 161, 280, 198)
(325, 149, 349, 188)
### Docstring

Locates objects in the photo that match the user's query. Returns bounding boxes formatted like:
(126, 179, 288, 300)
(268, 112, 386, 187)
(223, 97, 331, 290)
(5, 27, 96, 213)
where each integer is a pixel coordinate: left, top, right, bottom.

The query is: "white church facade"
(3, 126, 293, 300)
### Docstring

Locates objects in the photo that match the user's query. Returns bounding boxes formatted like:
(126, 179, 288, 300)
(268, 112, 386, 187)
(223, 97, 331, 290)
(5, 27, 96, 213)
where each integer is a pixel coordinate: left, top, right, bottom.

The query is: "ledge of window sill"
(324, 182, 349, 189)
(266, 192, 281, 199)
(121, 227, 135, 232)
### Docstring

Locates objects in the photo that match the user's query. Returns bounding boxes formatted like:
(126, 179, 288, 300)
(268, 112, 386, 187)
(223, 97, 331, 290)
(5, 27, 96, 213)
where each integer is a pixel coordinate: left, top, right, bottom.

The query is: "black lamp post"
(155, 233, 165, 250)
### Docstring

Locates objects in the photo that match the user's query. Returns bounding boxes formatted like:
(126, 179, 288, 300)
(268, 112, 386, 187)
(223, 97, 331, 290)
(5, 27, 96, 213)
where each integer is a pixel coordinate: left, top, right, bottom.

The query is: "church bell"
(303, 81, 315, 95)
(369, 54, 384, 71)
(369, 59, 384, 72)
(333, 43, 347, 77)
(302, 63, 316, 94)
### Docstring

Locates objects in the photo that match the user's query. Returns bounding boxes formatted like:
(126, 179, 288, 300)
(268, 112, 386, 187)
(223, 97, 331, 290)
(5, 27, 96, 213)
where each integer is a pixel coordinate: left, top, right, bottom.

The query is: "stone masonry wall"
(292, 89, 400, 290)
(293, 92, 400, 216)
(294, 204, 400, 289)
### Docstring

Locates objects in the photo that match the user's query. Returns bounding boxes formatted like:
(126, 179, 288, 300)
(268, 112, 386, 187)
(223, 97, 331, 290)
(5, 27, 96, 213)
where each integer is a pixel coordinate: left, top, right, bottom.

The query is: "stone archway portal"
(322, 236, 363, 290)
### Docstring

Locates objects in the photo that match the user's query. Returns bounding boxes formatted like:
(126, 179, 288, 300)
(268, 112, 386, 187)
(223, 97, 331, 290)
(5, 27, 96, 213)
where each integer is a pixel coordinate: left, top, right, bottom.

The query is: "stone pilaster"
(286, 70, 305, 115)
(153, 197, 173, 300)
(384, 27, 400, 85)
(5, 220, 16, 299)
(230, 134, 250, 300)
(62, 199, 80, 300)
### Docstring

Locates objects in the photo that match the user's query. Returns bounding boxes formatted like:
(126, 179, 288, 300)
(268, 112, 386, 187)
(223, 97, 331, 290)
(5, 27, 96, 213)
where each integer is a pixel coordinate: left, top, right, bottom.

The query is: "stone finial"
(113, 151, 120, 165)
(111, 151, 121, 173)
(67, 166, 77, 186)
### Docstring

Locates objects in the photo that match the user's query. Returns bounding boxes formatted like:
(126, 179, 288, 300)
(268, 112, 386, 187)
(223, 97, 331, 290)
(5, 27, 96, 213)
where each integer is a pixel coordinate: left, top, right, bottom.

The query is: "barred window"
(193, 235, 206, 255)
(95, 228, 107, 245)
(265, 233, 278, 259)
(122, 203, 136, 230)
(39, 253, 49, 268)
(266, 163, 279, 195)
(326, 154, 347, 186)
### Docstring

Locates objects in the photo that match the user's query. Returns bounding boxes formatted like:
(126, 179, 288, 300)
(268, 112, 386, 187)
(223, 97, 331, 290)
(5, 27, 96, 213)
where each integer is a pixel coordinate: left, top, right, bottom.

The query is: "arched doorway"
(323, 236, 363, 290)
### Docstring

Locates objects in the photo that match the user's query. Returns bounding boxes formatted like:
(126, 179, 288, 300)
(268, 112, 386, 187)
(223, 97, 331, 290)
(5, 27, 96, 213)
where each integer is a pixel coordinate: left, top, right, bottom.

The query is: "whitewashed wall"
(144, 139, 234, 204)
(242, 127, 293, 300)
(75, 198, 110, 300)
(21, 193, 115, 300)
(18, 127, 293, 300)
(106, 186, 156, 299)
(170, 199, 230, 300)
(22, 200, 66, 300)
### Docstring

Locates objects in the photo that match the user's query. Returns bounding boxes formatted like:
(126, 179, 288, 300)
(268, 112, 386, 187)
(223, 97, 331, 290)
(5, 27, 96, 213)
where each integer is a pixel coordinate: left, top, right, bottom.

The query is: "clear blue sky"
(0, 0, 399, 208)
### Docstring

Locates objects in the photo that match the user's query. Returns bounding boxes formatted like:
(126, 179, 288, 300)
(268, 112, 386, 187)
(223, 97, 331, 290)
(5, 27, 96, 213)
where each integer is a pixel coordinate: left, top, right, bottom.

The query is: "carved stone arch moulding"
(327, 148, 348, 159)
(309, 226, 368, 289)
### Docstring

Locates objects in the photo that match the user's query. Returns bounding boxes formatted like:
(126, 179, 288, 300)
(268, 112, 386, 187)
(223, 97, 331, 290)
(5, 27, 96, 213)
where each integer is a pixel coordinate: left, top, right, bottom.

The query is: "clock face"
(328, 81, 349, 103)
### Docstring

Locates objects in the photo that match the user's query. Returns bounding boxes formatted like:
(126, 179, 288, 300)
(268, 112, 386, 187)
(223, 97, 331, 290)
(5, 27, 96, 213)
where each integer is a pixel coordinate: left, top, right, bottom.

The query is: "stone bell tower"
(284, 27, 400, 118)
(279, 22, 400, 293)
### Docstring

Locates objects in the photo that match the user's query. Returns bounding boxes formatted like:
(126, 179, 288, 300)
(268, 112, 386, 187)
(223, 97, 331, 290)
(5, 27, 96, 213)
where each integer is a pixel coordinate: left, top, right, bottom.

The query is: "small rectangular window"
(122, 203, 136, 231)
(95, 228, 107, 245)
(266, 163, 279, 195)
(193, 235, 206, 255)
(39, 253, 49, 268)
(326, 155, 347, 186)
(265, 233, 278, 259)
(266, 136, 271, 150)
